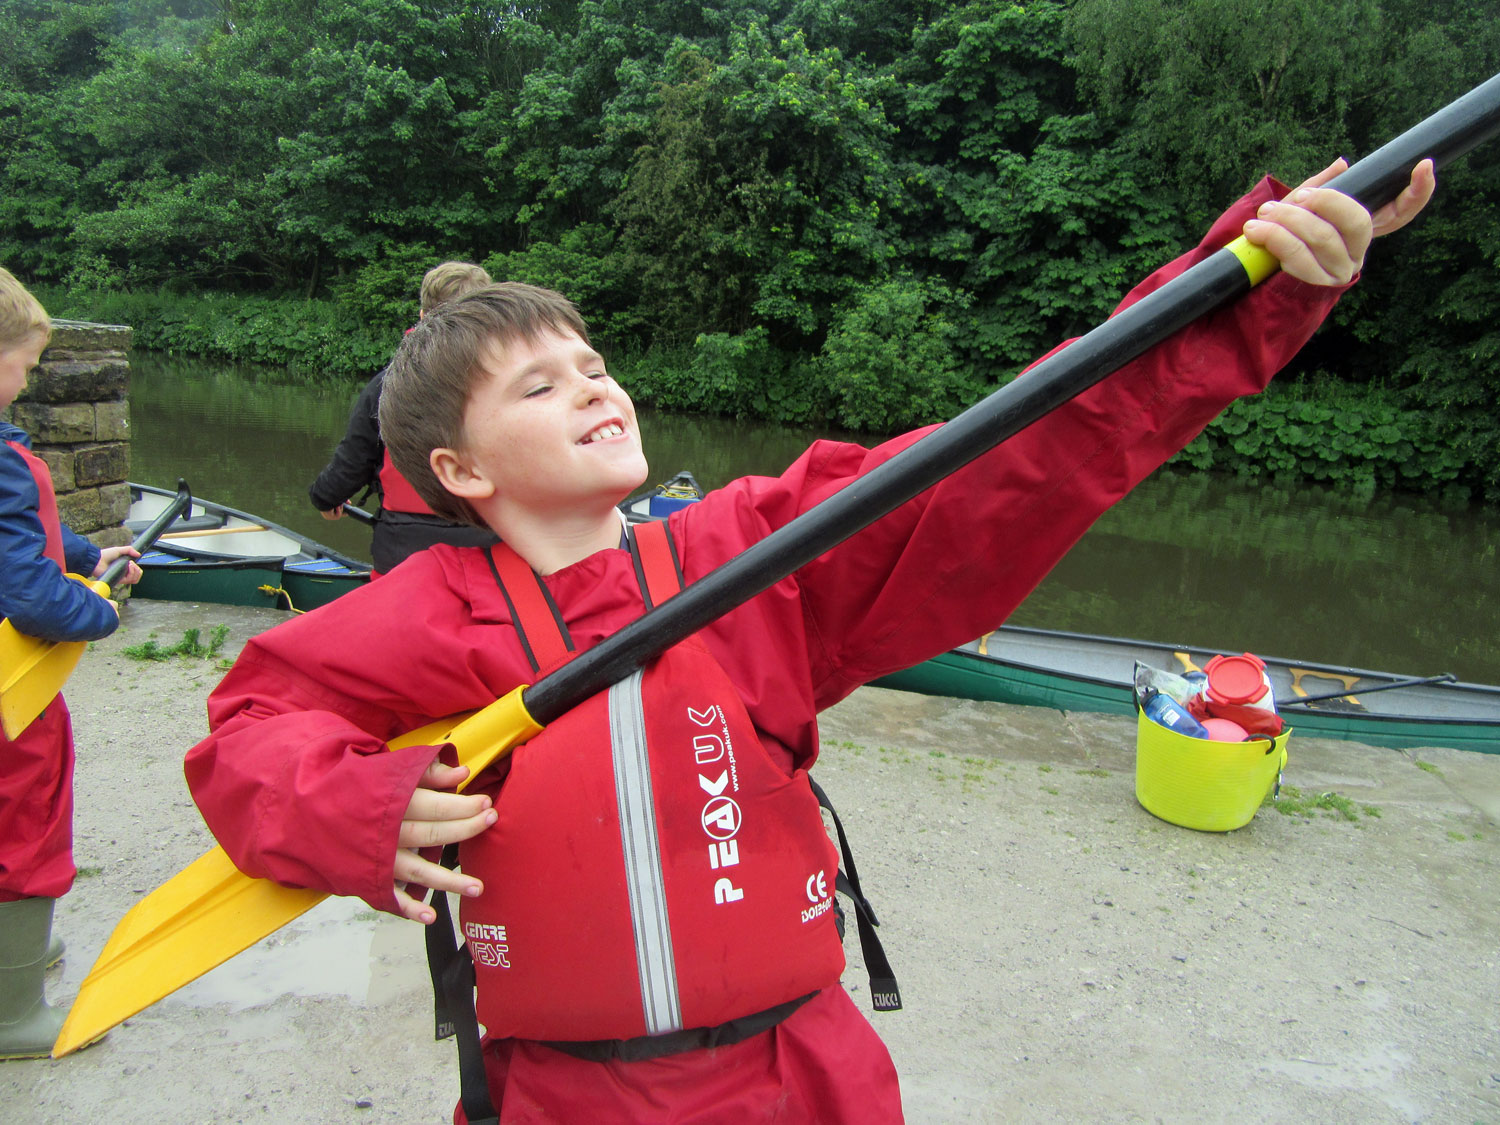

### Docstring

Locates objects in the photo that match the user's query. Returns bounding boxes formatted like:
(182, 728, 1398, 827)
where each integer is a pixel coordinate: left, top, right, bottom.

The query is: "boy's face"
(443, 327, 648, 522)
(0, 332, 45, 411)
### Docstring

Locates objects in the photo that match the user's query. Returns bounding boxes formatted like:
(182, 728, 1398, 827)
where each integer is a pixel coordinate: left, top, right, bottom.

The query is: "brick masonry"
(5, 319, 133, 550)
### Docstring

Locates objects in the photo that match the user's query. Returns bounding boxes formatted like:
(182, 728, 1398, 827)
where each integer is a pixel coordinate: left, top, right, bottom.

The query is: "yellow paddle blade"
(0, 576, 111, 739)
(0, 629, 86, 739)
(52, 688, 542, 1057)
(51, 847, 325, 1057)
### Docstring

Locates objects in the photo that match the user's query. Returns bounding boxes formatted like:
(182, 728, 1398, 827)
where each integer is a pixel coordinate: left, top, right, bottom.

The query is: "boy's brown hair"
(380, 282, 591, 526)
(419, 262, 493, 316)
(0, 267, 52, 349)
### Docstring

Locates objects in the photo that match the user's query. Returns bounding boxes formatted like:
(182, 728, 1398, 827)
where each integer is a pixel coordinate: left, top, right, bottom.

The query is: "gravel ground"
(4, 598, 1498, 1124)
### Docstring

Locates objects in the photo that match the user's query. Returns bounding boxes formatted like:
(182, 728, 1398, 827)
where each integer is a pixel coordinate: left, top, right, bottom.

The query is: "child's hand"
(1242, 158, 1436, 286)
(94, 545, 142, 587)
(393, 759, 497, 923)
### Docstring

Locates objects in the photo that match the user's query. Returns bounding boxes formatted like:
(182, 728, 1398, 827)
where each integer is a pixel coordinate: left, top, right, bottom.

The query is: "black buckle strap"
(808, 776, 902, 1012)
(425, 845, 498, 1125)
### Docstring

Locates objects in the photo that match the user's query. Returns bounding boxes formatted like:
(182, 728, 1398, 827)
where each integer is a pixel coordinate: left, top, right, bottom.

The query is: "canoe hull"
(128, 484, 370, 613)
(875, 627, 1500, 755)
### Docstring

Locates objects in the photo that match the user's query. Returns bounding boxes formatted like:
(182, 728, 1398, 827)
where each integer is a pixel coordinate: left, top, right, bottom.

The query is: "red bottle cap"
(1203, 653, 1268, 705)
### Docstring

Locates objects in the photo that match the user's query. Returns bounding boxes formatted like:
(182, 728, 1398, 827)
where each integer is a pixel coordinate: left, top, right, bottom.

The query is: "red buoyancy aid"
(458, 521, 847, 1043)
(377, 449, 437, 516)
(6, 440, 66, 569)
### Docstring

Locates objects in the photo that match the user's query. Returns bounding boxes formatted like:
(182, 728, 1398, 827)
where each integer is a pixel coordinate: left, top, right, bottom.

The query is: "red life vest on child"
(457, 521, 847, 1044)
(376, 449, 436, 515)
(6, 440, 66, 569)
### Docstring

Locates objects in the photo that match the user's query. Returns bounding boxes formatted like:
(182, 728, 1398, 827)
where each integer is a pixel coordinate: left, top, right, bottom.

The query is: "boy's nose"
(575, 374, 605, 403)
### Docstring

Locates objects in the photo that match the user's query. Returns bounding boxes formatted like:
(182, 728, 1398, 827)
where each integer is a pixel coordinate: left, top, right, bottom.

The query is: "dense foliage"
(4, 0, 1498, 497)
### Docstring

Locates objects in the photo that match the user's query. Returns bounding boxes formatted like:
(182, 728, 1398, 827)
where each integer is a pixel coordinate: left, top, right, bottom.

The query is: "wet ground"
(5, 599, 1499, 1123)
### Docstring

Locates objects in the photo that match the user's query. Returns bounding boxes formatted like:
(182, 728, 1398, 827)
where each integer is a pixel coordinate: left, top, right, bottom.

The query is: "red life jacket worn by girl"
(6, 440, 66, 569)
(457, 520, 850, 1043)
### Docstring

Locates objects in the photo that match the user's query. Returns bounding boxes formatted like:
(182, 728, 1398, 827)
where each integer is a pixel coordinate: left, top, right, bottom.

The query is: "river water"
(127, 352, 1500, 685)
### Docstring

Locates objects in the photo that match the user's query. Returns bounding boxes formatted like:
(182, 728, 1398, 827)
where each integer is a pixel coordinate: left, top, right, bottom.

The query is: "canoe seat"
(126, 514, 225, 535)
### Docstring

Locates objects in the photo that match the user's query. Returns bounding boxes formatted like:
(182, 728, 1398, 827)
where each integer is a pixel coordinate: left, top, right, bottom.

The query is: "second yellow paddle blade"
(0, 576, 111, 738)
(0, 630, 84, 738)
(52, 847, 325, 1057)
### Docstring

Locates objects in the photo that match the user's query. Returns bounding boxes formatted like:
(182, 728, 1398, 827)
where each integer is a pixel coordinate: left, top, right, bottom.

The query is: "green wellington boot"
(0, 897, 67, 1060)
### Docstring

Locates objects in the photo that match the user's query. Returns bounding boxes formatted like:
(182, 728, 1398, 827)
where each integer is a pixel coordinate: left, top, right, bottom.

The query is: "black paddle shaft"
(99, 479, 192, 590)
(525, 72, 1500, 727)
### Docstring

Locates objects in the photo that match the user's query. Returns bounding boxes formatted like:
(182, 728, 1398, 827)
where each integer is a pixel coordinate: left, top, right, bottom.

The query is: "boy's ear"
(430, 446, 495, 501)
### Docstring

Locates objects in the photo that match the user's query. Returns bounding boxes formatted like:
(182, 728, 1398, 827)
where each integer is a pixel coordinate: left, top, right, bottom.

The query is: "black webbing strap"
(808, 776, 902, 1012)
(425, 845, 498, 1125)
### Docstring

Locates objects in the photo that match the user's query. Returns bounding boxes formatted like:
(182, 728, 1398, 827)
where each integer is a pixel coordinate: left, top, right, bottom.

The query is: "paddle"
(343, 503, 376, 526)
(1282, 673, 1459, 708)
(52, 73, 1500, 1058)
(0, 479, 192, 740)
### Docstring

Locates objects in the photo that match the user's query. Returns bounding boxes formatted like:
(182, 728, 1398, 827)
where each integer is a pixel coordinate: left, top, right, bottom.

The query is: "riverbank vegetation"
(4, 1, 1498, 498)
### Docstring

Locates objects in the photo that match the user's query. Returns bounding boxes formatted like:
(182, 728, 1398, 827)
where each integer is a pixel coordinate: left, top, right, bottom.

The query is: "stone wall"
(5, 319, 132, 549)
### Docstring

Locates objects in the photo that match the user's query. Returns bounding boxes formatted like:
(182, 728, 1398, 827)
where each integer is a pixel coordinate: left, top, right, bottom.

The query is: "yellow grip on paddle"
(385, 684, 543, 788)
(1224, 235, 1281, 286)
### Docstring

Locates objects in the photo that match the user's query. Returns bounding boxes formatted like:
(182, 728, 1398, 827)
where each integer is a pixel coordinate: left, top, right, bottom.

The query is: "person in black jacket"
(309, 261, 499, 575)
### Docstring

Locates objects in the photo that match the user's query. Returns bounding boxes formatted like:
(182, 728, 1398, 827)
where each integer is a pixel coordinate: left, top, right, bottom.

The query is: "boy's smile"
(432, 327, 648, 553)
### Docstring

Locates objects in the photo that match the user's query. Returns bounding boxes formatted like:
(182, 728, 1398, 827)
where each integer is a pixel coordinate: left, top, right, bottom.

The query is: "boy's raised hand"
(1241, 158, 1436, 286)
(393, 759, 497, 923)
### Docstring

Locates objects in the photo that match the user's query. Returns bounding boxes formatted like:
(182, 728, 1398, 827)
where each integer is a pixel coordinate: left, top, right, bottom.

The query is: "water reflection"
(128, 351, 1500, 684)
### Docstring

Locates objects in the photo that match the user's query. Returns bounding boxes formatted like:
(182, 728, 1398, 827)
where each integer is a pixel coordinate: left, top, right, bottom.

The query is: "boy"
(309, 260, 499, 576)
(0, 267, 142, 1059)
(186, 160, 1433, 1120)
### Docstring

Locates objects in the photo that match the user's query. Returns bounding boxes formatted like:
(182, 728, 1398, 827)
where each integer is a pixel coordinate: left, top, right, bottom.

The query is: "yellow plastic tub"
(1134, 708, 1289, 832)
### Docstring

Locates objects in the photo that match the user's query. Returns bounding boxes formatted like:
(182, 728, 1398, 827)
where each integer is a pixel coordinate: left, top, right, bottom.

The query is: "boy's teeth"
(585, 424, 622, 443)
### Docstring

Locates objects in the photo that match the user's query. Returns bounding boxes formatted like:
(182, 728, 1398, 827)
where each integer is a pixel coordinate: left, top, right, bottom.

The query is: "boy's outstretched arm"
(392, 760, 495, 924)
(1241, 158, 1436, 285)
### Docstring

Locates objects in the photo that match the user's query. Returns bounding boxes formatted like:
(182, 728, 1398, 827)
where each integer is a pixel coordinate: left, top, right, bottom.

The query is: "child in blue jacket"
(0, 266, 142, 1059)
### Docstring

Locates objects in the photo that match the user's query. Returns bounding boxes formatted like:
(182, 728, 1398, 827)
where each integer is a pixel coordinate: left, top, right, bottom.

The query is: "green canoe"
(127, 482, 371, 613)
(874, 625, 1500, 755)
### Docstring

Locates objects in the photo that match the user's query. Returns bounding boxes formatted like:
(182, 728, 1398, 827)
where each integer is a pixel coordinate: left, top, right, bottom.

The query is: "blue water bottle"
(1142, 689, 1211, 739)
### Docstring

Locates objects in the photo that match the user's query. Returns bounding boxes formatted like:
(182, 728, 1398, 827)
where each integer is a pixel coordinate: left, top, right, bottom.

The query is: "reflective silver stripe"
(610, 670, 681, 1035)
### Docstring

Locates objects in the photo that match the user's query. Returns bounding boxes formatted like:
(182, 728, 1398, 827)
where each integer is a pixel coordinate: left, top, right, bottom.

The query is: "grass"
(123, 624, 230, 662)
(1272, 785, 1380, 822)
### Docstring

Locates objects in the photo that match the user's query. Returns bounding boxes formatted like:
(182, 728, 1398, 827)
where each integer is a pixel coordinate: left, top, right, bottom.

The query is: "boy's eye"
(522, 383, 552, 398)
(588, 371, 608, 381)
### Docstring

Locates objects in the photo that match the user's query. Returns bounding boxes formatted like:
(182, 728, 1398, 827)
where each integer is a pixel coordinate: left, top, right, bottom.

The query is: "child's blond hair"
(419, 262, 493, 316)
(0, 267, 51, 349)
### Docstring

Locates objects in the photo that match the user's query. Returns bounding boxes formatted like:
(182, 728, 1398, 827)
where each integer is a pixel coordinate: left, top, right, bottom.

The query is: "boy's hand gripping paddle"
(0, 479, 192, 739)
(52, 73, 1500, 1058)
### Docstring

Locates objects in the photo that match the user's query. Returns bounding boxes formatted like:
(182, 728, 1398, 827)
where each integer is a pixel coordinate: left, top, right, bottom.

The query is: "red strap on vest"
(7, 439, 65, 569)
(630, 519, 683, 609)
(488, 520, 684, 672)
(487, 544, 573, 673)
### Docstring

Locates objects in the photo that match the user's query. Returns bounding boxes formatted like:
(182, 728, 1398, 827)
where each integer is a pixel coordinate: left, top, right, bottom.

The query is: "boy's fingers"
(1243, 187, 1371, 285)
(1292, 157, 1349, 193)
(398, 800, 497, 849)
(416, 759, 470, 791)
(1371, 160, 1436, 238)
(392, 884, 437, 924)
(404, 786, 490, 823)
(393, 852, 485, 923)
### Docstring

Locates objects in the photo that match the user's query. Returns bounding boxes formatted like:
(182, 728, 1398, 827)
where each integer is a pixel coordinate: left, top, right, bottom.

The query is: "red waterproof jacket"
(187, 180, 1348, 1121)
